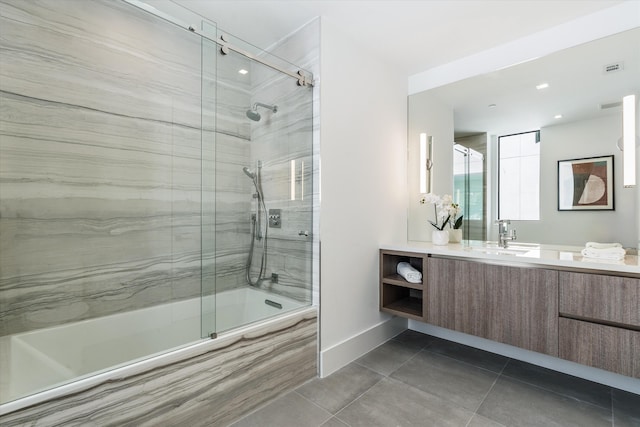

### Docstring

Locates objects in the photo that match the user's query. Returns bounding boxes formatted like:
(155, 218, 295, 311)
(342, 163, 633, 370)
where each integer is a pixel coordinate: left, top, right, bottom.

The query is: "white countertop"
(382, 241, 640, 276)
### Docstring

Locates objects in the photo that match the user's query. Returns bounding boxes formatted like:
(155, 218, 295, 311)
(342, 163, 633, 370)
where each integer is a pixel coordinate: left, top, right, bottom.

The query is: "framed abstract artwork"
(557, 155, 614, 211)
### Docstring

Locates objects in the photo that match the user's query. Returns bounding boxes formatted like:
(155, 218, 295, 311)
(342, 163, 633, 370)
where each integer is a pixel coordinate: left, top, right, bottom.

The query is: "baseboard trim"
(320, 316, 407, 378)
(408, 321, 640, 394)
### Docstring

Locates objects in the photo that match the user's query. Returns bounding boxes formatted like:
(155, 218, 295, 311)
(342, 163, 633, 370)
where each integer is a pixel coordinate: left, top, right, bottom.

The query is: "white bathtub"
(0, 287, 305, 405)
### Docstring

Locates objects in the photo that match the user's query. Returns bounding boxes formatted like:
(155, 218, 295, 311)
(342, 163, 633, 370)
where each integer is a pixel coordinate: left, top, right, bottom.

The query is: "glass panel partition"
(453, 144, 485, 240)
(207, 44, 313, 335)
(0, 0, 313, 406)
(0, 0, 207, 403)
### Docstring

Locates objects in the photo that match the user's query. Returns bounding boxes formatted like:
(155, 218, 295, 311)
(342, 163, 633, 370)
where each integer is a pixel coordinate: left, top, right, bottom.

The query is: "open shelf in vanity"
(379, 249, 427, 321)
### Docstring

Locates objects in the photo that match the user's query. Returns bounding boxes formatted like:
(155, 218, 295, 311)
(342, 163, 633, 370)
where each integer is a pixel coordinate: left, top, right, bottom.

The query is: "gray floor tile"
(467, 414, 507, 427)
(230, 391, 331, 427)
(336, 377, 475, 427)
(501, 359, 612, 409)
(390, 350, 499, 411)
(355, 338, 422, 376)
(296, 363, 383, 414)
(392, 329, 439, 350)
(612, 388, 640, 427)
(320, 417, 350, 427)
(424, 337, 509, 374)
(478, 376, 612, 427)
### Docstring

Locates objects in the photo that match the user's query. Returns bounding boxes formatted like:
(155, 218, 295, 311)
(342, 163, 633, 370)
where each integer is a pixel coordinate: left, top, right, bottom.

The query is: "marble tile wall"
(246, 19, 320, 303)
(0, 0, 197, 336)
(0, 0, 318, 339)
(0, 0, 254, 337)
(0, 308, 318, 426)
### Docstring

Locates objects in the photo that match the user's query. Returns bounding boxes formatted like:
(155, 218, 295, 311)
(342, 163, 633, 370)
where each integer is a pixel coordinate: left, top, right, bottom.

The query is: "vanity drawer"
(559, 317, 640, 378)
(559, 272, 640, 328)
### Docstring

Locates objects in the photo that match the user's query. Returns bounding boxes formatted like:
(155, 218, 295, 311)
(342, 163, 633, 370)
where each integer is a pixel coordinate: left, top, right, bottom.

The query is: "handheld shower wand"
(242, 162, 268, 286)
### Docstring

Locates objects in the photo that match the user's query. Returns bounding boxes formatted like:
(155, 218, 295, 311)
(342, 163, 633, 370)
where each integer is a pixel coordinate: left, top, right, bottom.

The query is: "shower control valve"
(268, 209, 281, 228)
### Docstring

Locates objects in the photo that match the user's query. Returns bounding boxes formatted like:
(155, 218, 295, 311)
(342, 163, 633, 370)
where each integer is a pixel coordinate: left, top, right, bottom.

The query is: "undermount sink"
(466, 242, 541, 256)
(469, 247, 530, 256)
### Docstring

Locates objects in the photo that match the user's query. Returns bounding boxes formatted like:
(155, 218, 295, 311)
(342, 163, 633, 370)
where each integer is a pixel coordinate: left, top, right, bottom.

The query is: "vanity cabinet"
(558, 272, 640, 378)
(379, 248, 639, 378)
(379, 250, 427, 321)
(485, 265, 558, 356)
(426, 257, 485, 337)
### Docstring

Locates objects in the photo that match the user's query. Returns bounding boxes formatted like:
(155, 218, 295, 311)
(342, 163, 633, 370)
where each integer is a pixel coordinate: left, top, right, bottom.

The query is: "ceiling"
(426, 27, 640, 137)
(173, 0, 624, 76)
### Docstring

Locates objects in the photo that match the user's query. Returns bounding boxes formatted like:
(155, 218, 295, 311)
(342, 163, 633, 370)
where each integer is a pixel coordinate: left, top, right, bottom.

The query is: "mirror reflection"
(408, 27, 639, 248)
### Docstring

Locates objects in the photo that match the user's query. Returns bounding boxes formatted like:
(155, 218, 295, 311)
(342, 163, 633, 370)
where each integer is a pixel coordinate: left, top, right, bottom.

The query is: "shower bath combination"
(243, 161, 269, 286)
(246, 102, 277, 122)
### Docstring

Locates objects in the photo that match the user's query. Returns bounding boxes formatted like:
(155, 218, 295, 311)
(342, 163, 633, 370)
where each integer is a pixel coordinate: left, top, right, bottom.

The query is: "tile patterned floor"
(230, 330, 640, 427)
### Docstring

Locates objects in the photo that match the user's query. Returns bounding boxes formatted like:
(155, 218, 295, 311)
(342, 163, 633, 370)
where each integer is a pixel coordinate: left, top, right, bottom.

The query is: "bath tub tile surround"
(1, 0, 320, 415)
(0, 307, 318, 426)
(0, 288, 306, 404)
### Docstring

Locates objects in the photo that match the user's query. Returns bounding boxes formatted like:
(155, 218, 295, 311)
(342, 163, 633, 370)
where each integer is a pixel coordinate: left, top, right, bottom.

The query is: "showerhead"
(242, 166, 256, 179)
(246, 109, 261, 122)
(246, 102, 278, 122)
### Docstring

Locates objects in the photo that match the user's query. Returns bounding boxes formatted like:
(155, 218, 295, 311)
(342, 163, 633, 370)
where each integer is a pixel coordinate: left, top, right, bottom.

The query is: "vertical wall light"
(300, 161, 305, 200)
(419, 133, 427, 193)
(290, 160, 305, 200)
(623, 94, 636, 187)
(419, 133, 433, 193)
(290, 159, 296, 200)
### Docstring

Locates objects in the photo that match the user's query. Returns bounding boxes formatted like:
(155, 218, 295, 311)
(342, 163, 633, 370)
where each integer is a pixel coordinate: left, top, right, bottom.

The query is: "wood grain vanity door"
(559, 272, 640, 328)
(485, 265, 559, 356)
(427, 257, 486, 337)
(559, 317, 640, 378)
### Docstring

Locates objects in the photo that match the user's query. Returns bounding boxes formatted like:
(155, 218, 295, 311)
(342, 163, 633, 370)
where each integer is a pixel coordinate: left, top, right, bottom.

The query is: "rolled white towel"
(397, 262, 422, 283)
(581, 246, 626, 261)
(585, 242, 623, 250)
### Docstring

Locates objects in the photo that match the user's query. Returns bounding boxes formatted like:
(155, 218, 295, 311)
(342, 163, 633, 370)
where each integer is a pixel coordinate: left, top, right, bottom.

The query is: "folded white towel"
(585, 242, 623, 250)
(397, 262, 422, 283)
(581, 246, 626, 261)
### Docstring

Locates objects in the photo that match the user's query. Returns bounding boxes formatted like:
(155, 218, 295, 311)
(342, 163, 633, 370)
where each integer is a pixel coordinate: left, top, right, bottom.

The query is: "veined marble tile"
(0, 0, 206, 336)
(0, 308, 318, 427)
(0, 0, 318, 331)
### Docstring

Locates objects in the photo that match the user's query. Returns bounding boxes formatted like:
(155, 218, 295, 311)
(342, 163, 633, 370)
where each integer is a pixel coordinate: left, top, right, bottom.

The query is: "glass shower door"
(453, 144, 485, 241)
(201, 20, 217, 339)
(202, 35, 314, 336)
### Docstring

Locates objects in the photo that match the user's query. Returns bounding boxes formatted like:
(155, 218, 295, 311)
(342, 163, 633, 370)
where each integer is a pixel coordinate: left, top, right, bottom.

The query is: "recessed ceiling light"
(554, 114, 563, 119)
(536, 83, 549, 90)
(238, 69, 248, 75)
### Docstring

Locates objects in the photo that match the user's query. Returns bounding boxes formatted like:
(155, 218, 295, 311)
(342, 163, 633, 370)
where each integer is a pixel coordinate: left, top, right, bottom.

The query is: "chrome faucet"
(497, 219, 516, 248)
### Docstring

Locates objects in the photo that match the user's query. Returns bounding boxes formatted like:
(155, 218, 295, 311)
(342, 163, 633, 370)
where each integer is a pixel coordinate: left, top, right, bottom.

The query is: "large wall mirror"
(408, 27, 639, 249)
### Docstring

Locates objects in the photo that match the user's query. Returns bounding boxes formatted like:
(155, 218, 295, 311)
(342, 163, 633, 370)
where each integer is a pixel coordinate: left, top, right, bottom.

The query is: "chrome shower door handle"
(298, 230, 310, 237)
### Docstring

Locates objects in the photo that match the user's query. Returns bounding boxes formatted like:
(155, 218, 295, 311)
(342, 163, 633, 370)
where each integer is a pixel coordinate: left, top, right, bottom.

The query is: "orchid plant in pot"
(447, 202, 464, 243)
(419, 193, 463, 245)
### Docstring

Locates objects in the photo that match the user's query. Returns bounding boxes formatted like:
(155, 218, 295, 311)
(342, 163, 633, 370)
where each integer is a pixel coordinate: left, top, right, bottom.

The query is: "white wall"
(319, 18, 408, 375)
(497, 114, 637, 248)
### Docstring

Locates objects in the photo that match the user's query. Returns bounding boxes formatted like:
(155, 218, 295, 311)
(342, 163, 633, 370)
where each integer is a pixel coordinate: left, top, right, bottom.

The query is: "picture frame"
(557, 155, 614, 211)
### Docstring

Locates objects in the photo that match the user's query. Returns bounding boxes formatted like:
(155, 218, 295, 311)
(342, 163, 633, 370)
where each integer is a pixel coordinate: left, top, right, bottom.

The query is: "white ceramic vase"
(448, 228, 462, 243)
(432, 230, 449, 245)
